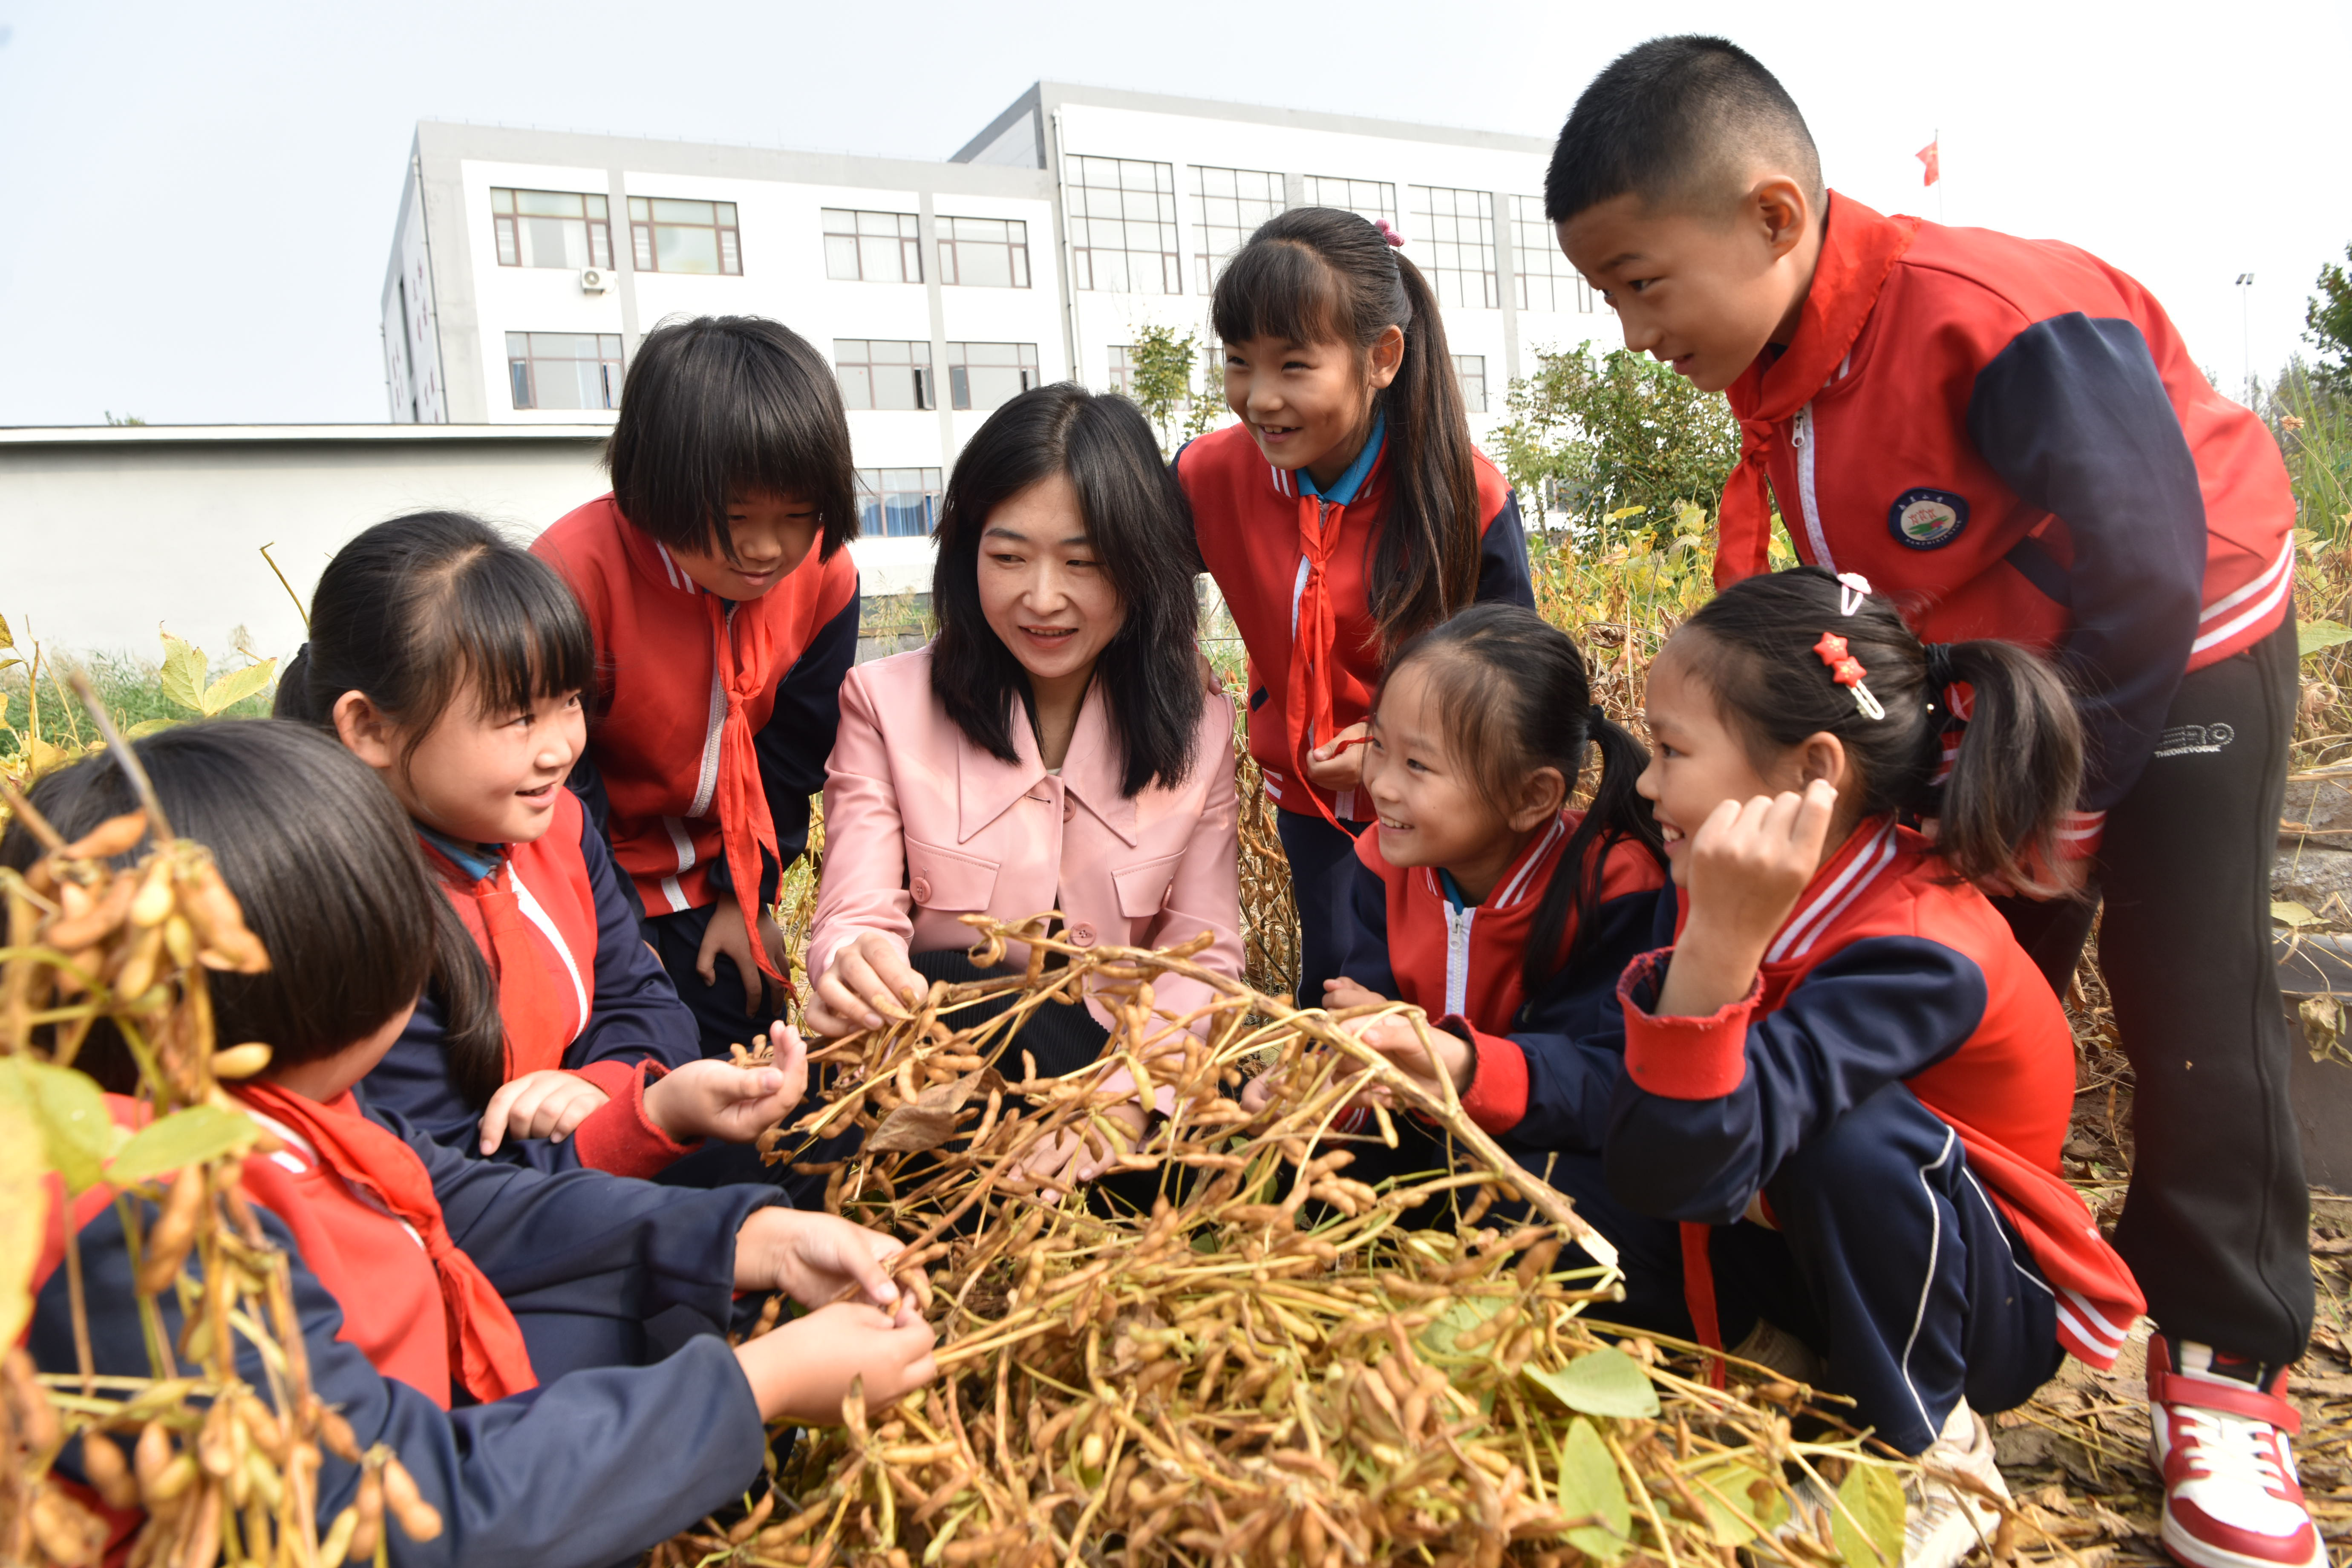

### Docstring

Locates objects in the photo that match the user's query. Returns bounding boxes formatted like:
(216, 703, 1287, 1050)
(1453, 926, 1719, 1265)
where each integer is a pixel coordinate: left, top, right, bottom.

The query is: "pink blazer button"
(910, 876, 933, 903)
(1070, 923, 1097, 946)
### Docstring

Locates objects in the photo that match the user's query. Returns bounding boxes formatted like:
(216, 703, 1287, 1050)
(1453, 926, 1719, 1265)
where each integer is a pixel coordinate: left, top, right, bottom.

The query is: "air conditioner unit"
(579, 267, 611, 294)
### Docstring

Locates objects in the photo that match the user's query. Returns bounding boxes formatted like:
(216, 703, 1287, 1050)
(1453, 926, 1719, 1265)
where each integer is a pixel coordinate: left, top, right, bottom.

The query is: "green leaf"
(0, 613, 13, 651)
(1418, 1294, 1506, 1360)
(199, 657, 276, 716)
(1554, 1417, 1632, 1559)
(1684, 1460, 1790, 1546)
(2300, 620, 2352, 659)
(107, 1104, 258, 1185)
(2274, 899, 2323, 928)
(1831, 1461, 1906, 1568)
(157, 631, 208, 715)
(0, 1058, 113, 1194)
(0, 1099, 45, 1348)
(1523, 1345, 1662, 1419)
(124, 718, 182, 739)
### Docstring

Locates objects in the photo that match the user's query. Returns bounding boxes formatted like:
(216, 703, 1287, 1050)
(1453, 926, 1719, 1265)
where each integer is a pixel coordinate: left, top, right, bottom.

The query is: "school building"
(382, 83, 1600, 585)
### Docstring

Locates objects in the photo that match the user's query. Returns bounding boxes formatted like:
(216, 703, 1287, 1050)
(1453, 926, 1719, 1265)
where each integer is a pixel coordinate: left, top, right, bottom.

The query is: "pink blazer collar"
(956, 680, 1140, 848)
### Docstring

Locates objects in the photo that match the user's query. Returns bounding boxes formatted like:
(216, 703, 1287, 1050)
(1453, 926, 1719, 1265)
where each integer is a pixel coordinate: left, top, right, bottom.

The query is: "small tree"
(2307, 243, 2352, 396)
(1124, 323, 1222, 455)
(1491, 342, 1738, 542)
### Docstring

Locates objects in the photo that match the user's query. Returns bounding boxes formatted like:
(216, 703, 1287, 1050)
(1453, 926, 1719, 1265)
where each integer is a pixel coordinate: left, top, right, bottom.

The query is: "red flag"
(1917, 138, 1940, 187)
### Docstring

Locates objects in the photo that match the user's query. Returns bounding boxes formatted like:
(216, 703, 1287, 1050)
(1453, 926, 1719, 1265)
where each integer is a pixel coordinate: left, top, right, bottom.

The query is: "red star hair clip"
(1813, 631, 1888, 721)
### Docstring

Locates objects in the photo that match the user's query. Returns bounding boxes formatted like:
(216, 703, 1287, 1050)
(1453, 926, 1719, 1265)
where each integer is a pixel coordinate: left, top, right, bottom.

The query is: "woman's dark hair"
(605, 315, 858, 563)
(274, 511, 594, 772)
(0, 722, 501, 1098)
(930, 383, 1204, 796)
(1377, 604, 1664, 995)
(1211, 207, 1482, 657)
(1675, 565, 2084, 896)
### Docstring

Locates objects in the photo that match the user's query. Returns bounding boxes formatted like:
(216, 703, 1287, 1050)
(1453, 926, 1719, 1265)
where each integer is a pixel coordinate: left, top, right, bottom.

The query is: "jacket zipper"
(1443, 901, 1474, 1019)
(1791, 403, 1836, 571)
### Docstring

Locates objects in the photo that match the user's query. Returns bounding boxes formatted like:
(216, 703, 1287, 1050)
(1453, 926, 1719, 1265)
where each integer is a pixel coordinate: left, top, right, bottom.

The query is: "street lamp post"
(2235, 273, 2256, 405)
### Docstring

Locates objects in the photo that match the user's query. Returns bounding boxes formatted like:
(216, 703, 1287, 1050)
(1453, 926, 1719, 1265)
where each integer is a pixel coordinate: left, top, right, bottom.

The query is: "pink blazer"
(810, 647, 1243, 1032)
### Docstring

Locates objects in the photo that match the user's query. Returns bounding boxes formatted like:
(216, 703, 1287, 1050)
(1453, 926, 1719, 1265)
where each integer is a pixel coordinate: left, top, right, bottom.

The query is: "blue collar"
(416, 822, 503, 883)
(1438, 867, 1476, 914)
(1298, 410, 1386, 507)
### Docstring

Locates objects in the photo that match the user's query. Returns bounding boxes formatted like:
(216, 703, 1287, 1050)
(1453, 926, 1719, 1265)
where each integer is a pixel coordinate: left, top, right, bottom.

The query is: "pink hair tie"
(1373, 219, 1405, 248)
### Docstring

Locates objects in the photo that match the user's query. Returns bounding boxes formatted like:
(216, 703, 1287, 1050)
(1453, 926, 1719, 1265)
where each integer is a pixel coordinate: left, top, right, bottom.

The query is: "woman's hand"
(644, 1023, 810, 1144)
(1300, 723, 1370, 792)
(695, 893, 791, 1019)
(478, 1070, 608, 1154)
(733, 1298, 938, 1426)
(733, 1207, 931, 1314)
(808, 931, 927, 1037)
(1657, 781, 1836, 1019)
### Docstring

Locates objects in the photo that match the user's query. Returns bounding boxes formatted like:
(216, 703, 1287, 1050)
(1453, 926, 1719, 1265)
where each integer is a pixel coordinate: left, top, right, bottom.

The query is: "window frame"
(1509, 194, 1594, 314)
(855, 466, 947, 538)
(946, 341, 1042, 411)
(1452, 354, 1488, 415)
(832, 338, 936, 412)
(1190, 164, 1286, 294)
(490, 188, 613, 271)
(626, 196, 743, 276)
(821, 209, 922, 284)
(1297, 174, 1398, 230)
(1065, 155, 1182, 295)
(936, 214, 1031, 288)
(505, 331, 625, 411)
(1408, 186, 1499, 311)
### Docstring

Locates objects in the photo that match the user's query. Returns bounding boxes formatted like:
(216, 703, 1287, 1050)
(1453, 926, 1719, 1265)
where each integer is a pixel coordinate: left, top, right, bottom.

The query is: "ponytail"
(1212, 208, 1484, 654)
(1375, 604, 1666, 995)
(1675, 567, 2084, 898)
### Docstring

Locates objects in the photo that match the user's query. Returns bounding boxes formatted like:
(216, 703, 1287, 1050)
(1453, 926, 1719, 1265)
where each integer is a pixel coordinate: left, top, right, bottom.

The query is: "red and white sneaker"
(2147, 1335, 2324, 1568)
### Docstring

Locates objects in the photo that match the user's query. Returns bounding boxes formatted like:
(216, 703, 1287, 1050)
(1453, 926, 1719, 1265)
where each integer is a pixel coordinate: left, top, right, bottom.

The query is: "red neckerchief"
(1715, 193, 1920, 589)
(234, 1083, 537, 1403)
(706, 594, 784, 980)
(418, 839, 569, 1078)
(1283, 453, 1381, 828)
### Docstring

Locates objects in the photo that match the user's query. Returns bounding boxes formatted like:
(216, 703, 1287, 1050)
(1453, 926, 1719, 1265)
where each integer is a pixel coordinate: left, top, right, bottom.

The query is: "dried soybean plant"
(0, 680, 439, 1568)
(662, 917, 1926, 1568)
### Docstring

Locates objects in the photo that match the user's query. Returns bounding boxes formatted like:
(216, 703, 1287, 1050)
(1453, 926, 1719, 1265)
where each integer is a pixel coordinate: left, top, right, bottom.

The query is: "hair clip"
(1836, 571, 1874, 617)
(1373, 219, 1406, 248)
(1813, 631, 1888, 721)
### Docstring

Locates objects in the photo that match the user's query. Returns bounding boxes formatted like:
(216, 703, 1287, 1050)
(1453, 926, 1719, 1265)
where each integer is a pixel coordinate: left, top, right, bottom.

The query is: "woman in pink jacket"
(807, 384, 1242, 1144)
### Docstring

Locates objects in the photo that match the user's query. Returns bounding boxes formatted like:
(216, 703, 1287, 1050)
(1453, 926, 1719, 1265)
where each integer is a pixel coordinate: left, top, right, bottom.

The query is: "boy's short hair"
(1545, 35, 1822, 224)
(605, 315, 859, 562)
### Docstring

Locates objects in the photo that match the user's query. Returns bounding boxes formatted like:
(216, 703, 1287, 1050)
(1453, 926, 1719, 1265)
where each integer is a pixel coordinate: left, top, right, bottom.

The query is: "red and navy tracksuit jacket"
(29, 1095, 784, 1568)
(1174, 419, 1535, 824)
(1609, 816, 2145, 1372)
(1334, 810, 1669, 1144)
(365, 786, 705, 1179)
(533, 495, 859, 922)
(1719, 192, 2296, 827)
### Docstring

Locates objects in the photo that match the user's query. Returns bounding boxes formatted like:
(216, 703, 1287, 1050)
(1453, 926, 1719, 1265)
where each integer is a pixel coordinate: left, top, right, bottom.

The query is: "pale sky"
(0, 0, 2343, 427)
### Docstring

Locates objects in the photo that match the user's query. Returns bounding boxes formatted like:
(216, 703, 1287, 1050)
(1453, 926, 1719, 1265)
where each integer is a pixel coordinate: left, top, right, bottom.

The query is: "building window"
(1453, 355, 1488, 414)
(857, 467, 945, 537)
(937, 216, 1029, 288)
(507, 332, 623, 410)
(834, 340, 934, 411)
(1409, 186, 1499, 310)
(491, 189, 611, 270)
(1107, 345, 1133, 396)
(1065, 155, 1180, 294)
(1298, 175, 1397, 229)
(948, 342, 1040, 410)
(628, 197, 741, 275)
(1510, 195, 1592, 314)
(1192, 165, 1284, 293)
(823, 210, 921, 284)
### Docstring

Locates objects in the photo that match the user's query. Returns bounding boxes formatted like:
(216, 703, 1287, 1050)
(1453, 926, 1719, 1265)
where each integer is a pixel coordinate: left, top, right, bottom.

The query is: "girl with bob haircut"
(12, 722, 936, 1568)
(279, 512, 801, 1186)
(808, 384, 1242, 1180)
(1570, 568, 2141, 1554)
(533, 314, 862, 1058)
(1176, 206, 1536, 1009)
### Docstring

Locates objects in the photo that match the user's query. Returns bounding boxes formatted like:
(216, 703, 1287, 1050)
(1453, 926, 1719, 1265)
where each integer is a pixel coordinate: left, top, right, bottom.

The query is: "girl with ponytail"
(1241, 605, 1668, 1165)
(1179, 207, 1535, 1006)
(1581, 565, 2141, 1481)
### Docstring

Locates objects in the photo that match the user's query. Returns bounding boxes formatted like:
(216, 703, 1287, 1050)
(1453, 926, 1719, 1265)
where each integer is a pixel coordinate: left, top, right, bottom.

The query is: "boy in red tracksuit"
(534, 316, 861, 1062)
(1549, 39, 2308, 1568)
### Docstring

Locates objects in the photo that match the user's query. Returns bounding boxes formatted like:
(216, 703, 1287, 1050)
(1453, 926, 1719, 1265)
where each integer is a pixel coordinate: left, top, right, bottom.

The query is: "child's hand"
(1239, 1068, 1284, 1116)
(1196, 647, 1227, 696)
(478, 1070, 609, 1154)
(1658, 781, 1837, 1019)
(1322, 975, 1385, 1012)
(1301, 723, 1370, 791)
(808, 932, 926, 1036)
(695, 893, 790, 1020)
(734, 1298, 938, 1426)
(733, 1208, 930, 1313)
(1343, 1012, 1472, 1104)
(644, 1025, 809, 1144)
(1010, 1098, 1150, 1196)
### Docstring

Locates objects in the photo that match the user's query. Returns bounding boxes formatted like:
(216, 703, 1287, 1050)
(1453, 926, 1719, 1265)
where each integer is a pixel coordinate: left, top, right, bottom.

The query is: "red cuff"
(1444, 1019, 1529, 1136)
(1617, 948, 1759, 1101)
(567, 1060, 698, 1179)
